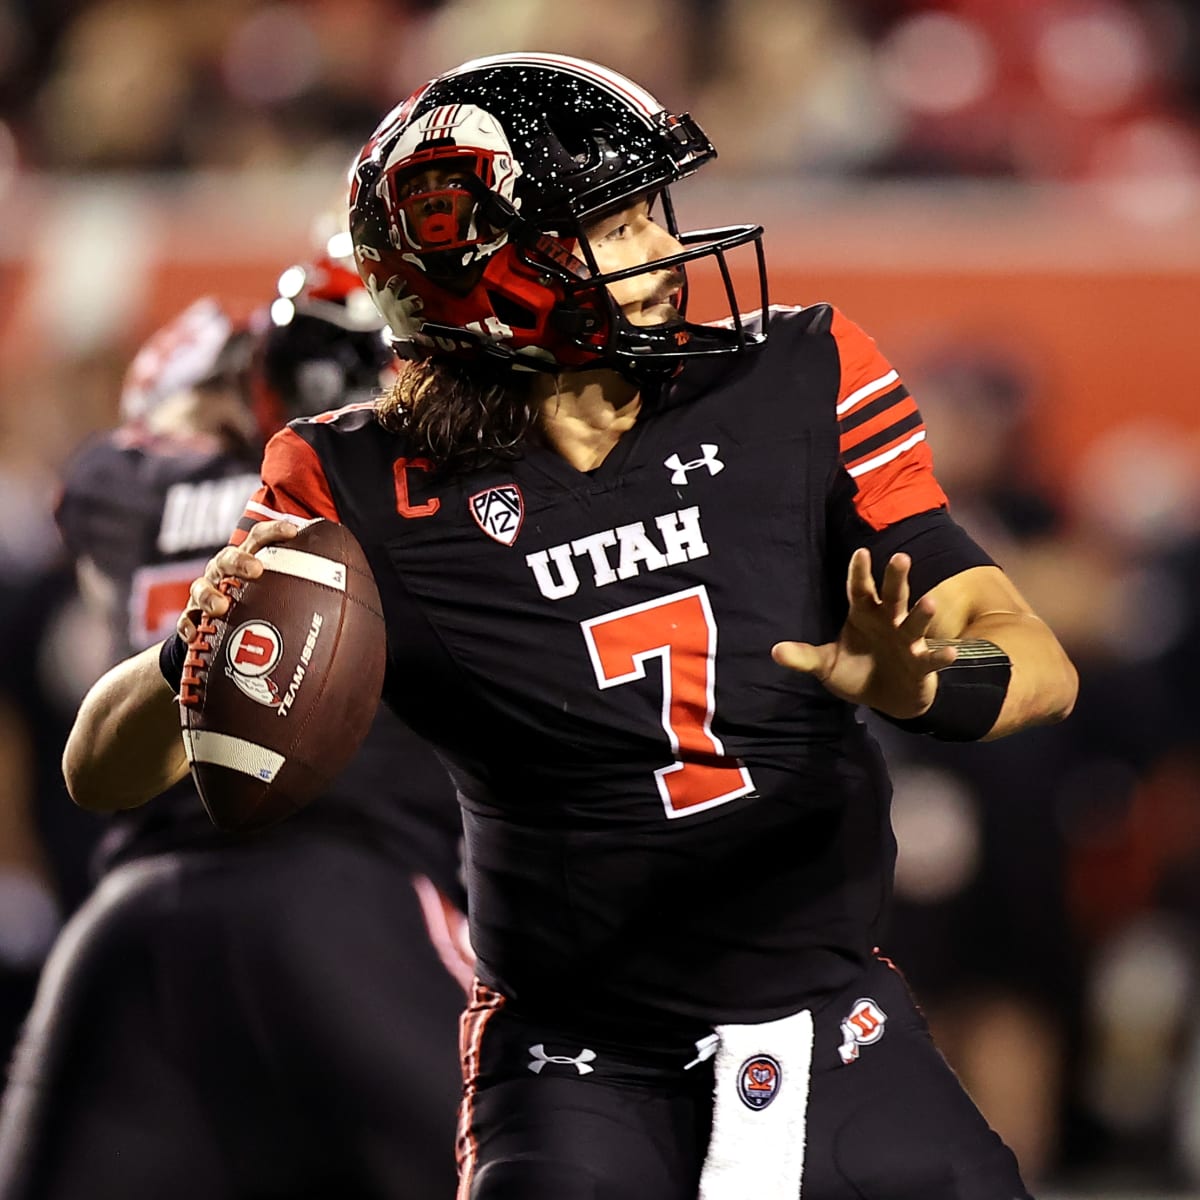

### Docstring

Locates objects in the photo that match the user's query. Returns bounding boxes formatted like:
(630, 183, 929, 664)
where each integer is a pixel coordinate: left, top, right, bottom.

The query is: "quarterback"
(65, 54, 1076, 1200)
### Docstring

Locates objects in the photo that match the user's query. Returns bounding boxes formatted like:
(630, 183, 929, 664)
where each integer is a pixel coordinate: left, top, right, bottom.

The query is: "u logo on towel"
(736, 1055, 782, 1110)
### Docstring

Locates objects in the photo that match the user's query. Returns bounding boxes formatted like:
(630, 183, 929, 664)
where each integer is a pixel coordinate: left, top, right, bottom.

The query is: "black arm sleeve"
(861, 508, 996, 599)
(827, 470, 996, 600)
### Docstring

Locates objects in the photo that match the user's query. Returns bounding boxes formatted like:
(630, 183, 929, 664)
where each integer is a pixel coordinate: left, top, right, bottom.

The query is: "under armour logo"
(527, 1043, 597, 1075)
(664, 444, 724, 485)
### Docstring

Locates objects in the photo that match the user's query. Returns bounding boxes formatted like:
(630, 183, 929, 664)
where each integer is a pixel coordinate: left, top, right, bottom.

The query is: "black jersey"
(57, 428, 463, 896)
(57, 429, 262, 663)
(236, 306, 993, 1026)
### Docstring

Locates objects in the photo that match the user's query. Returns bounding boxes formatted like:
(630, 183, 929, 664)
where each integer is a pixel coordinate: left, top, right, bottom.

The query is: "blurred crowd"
(2, 0, 1200, 1195)
(1, 0, 1198, 184)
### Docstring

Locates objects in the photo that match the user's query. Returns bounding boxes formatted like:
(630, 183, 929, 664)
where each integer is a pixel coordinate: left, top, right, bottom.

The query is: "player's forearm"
(62, 645, 190, 811)
(955, 610, 1078, 740)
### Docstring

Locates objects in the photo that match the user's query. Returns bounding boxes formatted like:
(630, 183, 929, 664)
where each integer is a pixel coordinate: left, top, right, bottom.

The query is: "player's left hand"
(771, 549, 958, 718)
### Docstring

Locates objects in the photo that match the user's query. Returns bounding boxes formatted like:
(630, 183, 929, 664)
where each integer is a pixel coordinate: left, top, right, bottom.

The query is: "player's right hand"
(176, 520, 299, 642)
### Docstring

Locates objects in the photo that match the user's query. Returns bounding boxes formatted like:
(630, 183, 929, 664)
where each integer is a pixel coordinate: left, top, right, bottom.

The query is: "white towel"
(697, 1008, 814, 1200)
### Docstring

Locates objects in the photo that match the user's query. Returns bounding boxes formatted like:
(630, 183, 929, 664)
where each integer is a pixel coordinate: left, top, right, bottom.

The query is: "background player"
(61, 54, 1077, 1200)
(0, 259, 468, 1200)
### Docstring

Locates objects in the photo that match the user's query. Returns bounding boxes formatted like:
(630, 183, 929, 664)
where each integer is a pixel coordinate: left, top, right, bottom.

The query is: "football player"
(62, 55, 1077, 1200)
(0, 263, 468, 1200)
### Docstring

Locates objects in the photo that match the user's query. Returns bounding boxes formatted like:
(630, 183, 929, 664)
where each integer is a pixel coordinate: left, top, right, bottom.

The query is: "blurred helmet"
(120, 298, 248, 423)
(254, 253, 395, 433)
(349, 53, 768, 377)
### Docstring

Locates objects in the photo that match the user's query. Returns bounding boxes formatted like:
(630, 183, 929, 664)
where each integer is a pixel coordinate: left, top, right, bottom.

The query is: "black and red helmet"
(253, 251, 396, 434)
(349, 53, 768, 376)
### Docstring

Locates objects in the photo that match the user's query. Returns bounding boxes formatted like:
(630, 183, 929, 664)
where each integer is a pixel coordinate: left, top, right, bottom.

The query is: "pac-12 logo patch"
(838, 998, 887, 1064)
(469, 484, 524, 546)
(737, 1054, 782, 1110)
(225, 620, 283, 708)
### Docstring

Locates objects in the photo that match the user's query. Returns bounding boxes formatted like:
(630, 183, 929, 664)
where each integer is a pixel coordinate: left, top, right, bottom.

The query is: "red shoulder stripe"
(230, 427, 340, 546)
(831, 308, 898, 410)
(830, 308, 946, 530)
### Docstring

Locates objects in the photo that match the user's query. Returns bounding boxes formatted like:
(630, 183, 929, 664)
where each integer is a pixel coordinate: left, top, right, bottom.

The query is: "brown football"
(178, 519, 386, 832)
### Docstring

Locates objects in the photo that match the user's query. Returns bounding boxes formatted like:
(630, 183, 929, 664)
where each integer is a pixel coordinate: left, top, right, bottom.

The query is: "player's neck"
(532, 369, 641, 473)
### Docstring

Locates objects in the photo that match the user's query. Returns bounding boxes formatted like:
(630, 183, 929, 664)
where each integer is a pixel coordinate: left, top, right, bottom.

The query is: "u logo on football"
(226, 621, 282, 677)
(225, 621, 284, 708)
(736, 1054, 782, 1110)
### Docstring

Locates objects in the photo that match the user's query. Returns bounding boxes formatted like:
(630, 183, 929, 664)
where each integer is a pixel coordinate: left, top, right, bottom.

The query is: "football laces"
(179, 577, 243, 709)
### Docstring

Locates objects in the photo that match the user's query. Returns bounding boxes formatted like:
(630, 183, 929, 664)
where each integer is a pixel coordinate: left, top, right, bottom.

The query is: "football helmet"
(119, 298, 247, 423)
(349, 53, 768, 376)
(253, 253, 396, 432)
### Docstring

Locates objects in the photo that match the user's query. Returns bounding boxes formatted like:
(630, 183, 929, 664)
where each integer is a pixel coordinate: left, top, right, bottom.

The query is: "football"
(178, 518, 386, 832)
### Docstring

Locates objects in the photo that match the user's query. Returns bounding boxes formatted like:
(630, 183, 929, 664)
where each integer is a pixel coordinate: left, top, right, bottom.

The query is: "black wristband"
(878, 638, 1012, 742)
(159, 633, 188, 693)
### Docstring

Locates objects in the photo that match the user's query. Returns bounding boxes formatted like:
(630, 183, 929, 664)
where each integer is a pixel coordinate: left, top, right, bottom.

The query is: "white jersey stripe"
(255, 545, 347, 591)
(182, 730, 285, 783)
(835, 369, 900, 417)
(244, 500, 313, 526)
(847, 430, 927, 478)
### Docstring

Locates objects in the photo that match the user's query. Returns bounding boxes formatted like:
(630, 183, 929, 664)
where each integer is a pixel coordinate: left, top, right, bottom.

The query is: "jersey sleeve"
(231, 426, 340, 546)
(837, 500, 996, 601)
(826, 309, 995, 597)
(830, 308, 946, 531)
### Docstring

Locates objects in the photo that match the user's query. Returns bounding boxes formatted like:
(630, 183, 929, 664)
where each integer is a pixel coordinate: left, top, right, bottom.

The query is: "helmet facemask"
(525, 186, 768, 379)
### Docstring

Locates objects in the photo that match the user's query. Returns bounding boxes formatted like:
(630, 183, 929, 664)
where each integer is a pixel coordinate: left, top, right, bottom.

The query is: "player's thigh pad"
(804, 959, 1033, 1200)
(467, 1074, 707, 1200)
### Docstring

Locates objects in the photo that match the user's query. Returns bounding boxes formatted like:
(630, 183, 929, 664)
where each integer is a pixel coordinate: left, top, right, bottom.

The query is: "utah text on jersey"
(524, 505, 709, 600)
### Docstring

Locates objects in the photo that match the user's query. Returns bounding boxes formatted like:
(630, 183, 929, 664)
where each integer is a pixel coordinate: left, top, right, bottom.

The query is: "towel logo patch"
(838, 998, 887, 1064)
(737, 1054, 782, 1110)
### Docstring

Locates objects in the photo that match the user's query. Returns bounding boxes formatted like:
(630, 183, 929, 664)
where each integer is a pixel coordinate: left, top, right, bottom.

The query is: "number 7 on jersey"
(581, 586, 755, 819)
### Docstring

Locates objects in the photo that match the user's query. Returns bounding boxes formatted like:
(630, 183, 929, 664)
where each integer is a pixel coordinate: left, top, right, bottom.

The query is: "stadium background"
(1, 0, 1198, 1195)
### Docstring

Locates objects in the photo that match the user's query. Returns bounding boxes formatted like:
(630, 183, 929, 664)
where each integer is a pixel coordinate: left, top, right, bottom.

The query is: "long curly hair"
(376, 357, 541, 474)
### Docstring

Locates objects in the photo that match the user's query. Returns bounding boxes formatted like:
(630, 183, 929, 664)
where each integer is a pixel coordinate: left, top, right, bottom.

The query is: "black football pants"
(0, 828, 465, 1200)
(458, 958, 1034, 1200)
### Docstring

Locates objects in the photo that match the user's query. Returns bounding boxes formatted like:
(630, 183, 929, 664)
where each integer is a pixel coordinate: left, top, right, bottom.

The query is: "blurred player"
(0, 264, 468, 1200)
(62, 55, 1078, 1200)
